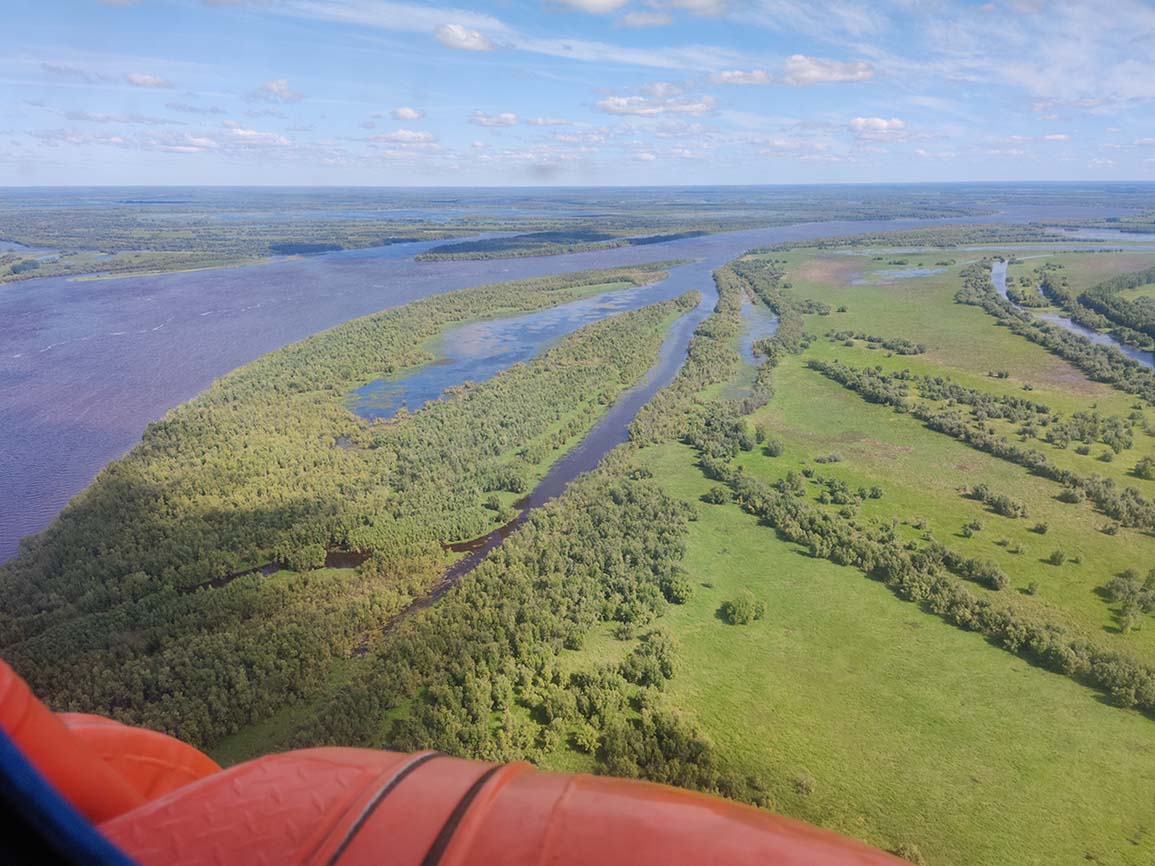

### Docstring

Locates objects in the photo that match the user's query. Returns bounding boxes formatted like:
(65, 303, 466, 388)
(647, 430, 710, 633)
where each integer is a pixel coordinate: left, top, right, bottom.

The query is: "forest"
(0, 262, 692, 744)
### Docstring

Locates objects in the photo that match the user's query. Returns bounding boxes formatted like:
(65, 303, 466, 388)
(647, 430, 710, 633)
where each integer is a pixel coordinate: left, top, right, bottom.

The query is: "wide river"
(0, 207, 1131, 561)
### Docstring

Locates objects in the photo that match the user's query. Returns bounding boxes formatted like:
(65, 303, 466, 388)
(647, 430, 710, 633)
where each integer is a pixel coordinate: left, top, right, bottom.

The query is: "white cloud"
(556, 0, 629, 12)
(710, 69, 772, 85)
(471, 140, 487, 149)
(635, 151, 657, 161)
(256, 0, 741, 70)
(849, 116, 905, 138)
(553, 131, 606, 144)
(619, 11, 671, 27)
(759, 136, 831, 153)
(65, 110, 179, 126)
(391, 106, 425, 120)
(739, 1, 884, 40)
(436, 23, 496, 51)
(782, 54, 874, 86)
(40, 62, 94, 82)
(166, 101, 225, 115)
(374, 129, 436, 143)
(125, 72, 171, 88)
(658, 0, 729, 15)
(181, 135, 220, 150)
(224, 122, 292, 147)
(526, 116, 571, 126)
(1044, 133, 1070, 141)
(254, 79, 303, 103)
(470, 110, 518, 126)
(1090, 157, 1117, 167)
(645, 81, 683, 97)
(597, 94, 716, 116)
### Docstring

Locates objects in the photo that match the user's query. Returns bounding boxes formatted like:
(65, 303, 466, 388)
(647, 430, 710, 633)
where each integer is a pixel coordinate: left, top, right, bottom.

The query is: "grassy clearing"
(1119, 282, 1155, 302)
(748, 245, 1155, 656)
(620, 441, 1155, 866)
(744, 359, 1155, 660)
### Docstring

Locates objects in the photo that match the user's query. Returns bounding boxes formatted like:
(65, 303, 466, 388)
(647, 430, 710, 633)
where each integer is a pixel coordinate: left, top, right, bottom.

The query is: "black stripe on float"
(418, 764, 506, 866)
(326, 751, 443, 866)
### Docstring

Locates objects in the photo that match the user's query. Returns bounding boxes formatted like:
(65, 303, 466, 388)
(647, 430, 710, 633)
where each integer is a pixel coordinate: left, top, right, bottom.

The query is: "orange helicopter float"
(1, 659, 904, 865)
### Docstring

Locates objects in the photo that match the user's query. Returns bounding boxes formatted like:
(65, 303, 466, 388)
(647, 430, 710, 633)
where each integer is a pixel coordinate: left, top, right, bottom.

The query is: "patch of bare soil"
(792, 255, 864, 285)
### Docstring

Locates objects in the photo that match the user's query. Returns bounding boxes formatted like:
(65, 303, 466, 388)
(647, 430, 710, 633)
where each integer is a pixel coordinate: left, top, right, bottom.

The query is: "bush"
(1047, 549, 1067, 566)
(764, 439, 784, 457)
(1135, 456, 1155, 480)
(720, 589, 766, 625)
(660, 572, 694, 605)
(893, 843, 927, 865)
(277, 542, 327, 572)
(702, 486, 729, 505)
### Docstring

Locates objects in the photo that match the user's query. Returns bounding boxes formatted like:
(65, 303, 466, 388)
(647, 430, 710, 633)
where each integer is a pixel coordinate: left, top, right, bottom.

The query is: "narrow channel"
(990, 259, 1155, 369)
(357, 269, 782, 640)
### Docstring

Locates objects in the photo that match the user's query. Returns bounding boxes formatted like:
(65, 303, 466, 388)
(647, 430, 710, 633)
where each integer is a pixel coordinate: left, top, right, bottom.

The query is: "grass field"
(762, 246, 1155, 652)
(612, 441, 1155, 866)
(1119, 282, 1155, 302)
(542, 241, 1155, 865)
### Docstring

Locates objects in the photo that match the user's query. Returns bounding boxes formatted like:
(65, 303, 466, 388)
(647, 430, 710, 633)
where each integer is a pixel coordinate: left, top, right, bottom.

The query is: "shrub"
(702, 486, 729, 505)
(720, 589, 766, 625)
(1135, 456, 1155, 480)
(1058, 486, 1084, 504)
(792, 772, 815, 796)
(893, 843, 927, 865)
(661, 572, 695, 605)
(1047, 549, 1067, 566)
(277, 542, 327, 572)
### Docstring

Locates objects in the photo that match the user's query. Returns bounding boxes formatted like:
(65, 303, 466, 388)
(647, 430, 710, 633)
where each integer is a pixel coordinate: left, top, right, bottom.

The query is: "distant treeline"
(415, 230, 709, 261)
(751, 224, 1054, 252)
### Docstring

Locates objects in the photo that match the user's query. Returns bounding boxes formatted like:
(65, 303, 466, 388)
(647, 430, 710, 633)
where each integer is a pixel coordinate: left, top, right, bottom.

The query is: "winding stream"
(990, 259, 1155, 369)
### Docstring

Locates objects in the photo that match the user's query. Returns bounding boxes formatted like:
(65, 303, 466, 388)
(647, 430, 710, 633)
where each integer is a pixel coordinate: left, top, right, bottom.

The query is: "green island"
(6, 222, 1155, 865)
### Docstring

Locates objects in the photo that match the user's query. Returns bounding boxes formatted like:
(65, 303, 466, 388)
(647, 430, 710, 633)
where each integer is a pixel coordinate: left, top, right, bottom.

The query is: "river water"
(0, 207, 1129, 562)
(349, 280, 694, 420)
(989, 259, 1155, 369)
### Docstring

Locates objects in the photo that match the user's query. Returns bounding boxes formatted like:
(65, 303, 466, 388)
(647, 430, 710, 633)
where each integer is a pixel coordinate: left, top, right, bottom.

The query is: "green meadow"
(547, 241, 1155, 865)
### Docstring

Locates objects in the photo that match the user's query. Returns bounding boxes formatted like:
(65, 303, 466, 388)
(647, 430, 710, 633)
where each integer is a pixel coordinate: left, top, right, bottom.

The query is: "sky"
(3, 0, 1155, 186)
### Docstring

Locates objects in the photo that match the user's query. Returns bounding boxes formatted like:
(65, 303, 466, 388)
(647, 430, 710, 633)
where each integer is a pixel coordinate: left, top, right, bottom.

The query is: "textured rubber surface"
(2, 658, 906, 866)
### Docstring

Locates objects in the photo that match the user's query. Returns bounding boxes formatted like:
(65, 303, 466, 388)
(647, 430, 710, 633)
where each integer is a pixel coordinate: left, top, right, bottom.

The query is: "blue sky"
(3, 0, 1155, 185)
